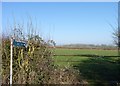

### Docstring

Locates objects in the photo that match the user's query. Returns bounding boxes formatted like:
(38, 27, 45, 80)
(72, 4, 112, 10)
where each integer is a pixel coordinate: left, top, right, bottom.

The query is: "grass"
(53, 48, 118, 67)
(74, 57, 120, 85)
(53, 48, 120, 85)
(54, 48, 118, 56)
(53, 56, 89, 67)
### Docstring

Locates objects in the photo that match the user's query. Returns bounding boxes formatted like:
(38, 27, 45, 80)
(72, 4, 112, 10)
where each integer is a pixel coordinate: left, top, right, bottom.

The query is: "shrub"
(2, 20, 84, 85)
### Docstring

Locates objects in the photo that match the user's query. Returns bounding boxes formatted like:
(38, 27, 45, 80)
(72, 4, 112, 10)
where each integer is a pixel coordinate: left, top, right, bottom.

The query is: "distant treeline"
(56, 44, 117, 50)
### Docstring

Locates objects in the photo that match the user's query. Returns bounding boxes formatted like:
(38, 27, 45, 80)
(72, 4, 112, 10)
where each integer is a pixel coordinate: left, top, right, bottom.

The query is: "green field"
(54, 48, 117, 55)
(53, 48, 120, 85)
(53, 48, 118, 67)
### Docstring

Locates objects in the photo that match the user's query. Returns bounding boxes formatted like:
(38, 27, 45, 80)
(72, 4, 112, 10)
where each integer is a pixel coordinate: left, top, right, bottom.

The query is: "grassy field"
(54, 48, 118, 56)
(53, 48, 118, 67)
(53, 48, 120, 85)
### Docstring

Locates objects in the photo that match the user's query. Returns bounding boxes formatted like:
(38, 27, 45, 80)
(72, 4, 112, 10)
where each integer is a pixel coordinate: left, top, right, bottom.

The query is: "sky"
(2, 2, 118, 45)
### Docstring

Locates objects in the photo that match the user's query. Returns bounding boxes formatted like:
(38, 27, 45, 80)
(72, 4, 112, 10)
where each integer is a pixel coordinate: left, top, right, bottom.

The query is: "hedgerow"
(2, 20, 83, 85)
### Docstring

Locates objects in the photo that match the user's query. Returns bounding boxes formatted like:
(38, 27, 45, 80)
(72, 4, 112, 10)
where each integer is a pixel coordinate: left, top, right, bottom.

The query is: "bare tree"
(118, 1, 120, 55)
(112, 28, 120, 55)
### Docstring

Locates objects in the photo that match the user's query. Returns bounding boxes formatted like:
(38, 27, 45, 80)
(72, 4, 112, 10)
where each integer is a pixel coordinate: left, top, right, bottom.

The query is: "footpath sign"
(13, 39, 27, 47)
(10, 38, 27, 85)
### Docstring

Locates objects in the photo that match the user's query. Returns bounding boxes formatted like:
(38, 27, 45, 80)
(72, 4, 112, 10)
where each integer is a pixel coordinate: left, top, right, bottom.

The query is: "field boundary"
(53, 47, 117, 50)
(54, 54, 120, 57)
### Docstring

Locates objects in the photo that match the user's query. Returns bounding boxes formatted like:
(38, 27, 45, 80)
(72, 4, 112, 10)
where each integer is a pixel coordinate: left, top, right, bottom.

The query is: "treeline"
(57, 44, 117, 50)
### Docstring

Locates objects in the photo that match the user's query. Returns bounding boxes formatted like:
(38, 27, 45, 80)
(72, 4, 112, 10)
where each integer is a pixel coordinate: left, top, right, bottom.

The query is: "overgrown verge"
(2, 22, 85, 84)
(2, 35, 54, 84)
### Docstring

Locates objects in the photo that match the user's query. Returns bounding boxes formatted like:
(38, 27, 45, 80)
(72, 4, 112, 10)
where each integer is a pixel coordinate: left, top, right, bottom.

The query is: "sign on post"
(10, 38, 27, 85)
(13, 39, 27, 47)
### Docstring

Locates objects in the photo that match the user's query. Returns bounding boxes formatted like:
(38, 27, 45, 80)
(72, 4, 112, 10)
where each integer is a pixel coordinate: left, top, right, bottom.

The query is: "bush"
(2, 21, 84, 85)
(2, 25, 55, 84)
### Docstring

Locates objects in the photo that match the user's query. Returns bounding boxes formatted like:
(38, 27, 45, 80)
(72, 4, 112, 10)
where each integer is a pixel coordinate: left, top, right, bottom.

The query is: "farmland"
(53, 48, 118, 67)
(53, 48, 120, 85)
